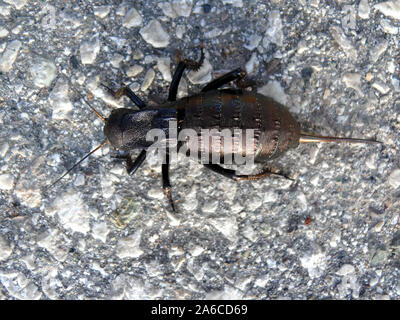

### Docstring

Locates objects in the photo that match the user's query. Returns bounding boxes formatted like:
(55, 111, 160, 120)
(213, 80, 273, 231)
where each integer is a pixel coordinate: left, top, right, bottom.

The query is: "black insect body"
(51, 52, 380, 212)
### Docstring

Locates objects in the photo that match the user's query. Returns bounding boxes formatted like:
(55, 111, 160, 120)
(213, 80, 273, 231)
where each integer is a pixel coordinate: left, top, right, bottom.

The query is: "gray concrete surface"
(0, 0, 400, 299)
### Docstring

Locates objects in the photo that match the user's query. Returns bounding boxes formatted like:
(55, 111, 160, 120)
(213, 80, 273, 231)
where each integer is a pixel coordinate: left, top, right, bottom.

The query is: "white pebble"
(202, 200, 218, 213)
(49, 78, 73, 120)
(80, 37, 100, 65)
(370, 40, 388, 63)
(342, 73, 363, 96)
(0, 26, 9, 38)
(141, 68, 155, 91)
(263, 10, 283, 47)
(380, 19, 398, 34)
(122, 8, 142, 28)
(187, 59, 212, 84)
(0, 235, 12, 261)
(126, 65, 143, 77)
(93, 5, 111, 19)
(148, 186, 164, 199)
(263, 190, 277, 203)
(176, 24, 185, 39)
(244, 34, 262, 51)
(0, 173, 14, 190)
(329, 26, 357, 60)
(172, 0, 193, 17)
(116, 229, 143, 259)
(209, 217, 238, 243)
(140, 20, 170, 48)
(0, 142, 9, 157)
(30, 56, 57, 88)
(358, 0, 370, 19)
(157, 57, 172, 82)
(0, 40, 21, 73)
(245, 52, 259, 75)
(375, 0, 400, 20)
(336, 264, 355, 276)
(91, 221, 110, 243)
(372, 81, 390, 94)
(204, 27, 222, 39)
(258, 80, 288, 106)
(3, 0, 27, 10)
(388, 169, 400, 188)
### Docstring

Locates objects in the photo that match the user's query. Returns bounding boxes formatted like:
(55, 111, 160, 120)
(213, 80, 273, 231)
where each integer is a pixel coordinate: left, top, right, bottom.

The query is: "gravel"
(0, 0, 400, 300)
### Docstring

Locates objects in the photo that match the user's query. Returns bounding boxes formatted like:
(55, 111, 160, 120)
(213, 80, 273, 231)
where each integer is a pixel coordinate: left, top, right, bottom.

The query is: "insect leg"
(101, 84, 146, 109)
(204, 164, 292, 181)
(162, 152, 176, 212)
(168, 48, 205, 101)
(201, 68, 246, 92)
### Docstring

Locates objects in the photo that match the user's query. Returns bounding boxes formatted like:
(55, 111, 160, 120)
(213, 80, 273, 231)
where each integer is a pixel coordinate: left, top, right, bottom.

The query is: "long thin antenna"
(43, 139, 109, 193)
(299, 132, 381, 144)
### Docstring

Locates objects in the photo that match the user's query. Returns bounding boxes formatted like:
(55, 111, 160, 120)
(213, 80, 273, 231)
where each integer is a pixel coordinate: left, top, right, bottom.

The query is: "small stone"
(258, 80, 288, 106)
(342, 73, 363, 96)
(244, 34, 262, 51)
(209, 217, 238, 243)
(141, 68, 155, 91)
(148, 186, 164, 199)
(0, 173, 14, 190)
(365, 72, 373, 82)
(122, 8, 142, 28)
(373, 220, 385, 232)
(336, 264, 355, 276)
(30, 56, 57, 88)
(375, 0, 400, 20)
(92, 221, 110, 243)
(93, 5, 111, 19)
(172, 0, 193, 17)
(204, 27, 222, 39)
(329, 26, 357, 60)
(0, 142, 9, 157)
(157, 57, 172, 82)
(140, 20, 170, 48)
(0, 235, 12, 261)
(187, 59, 212, 84)
(388, 169, 400, 188)
(116, 229, 143, 259)
(358, 0, 370, 19)
(80, 37, 100, 65)
(0, 40, 21, 73)
(245, 52, 259, 75)
(49, 78, 73, 120)
(372, 81, 390, 94)
(3, 0, 27, 10)
(126, 65, 143, 77)
(222, 0, 243, 7)
(110, 53, 124, 68)
(370, 40, 388, 63)
(380, 19, 398, 34)
(202, 200, 218, 213)
(176, 24, 185, 39)
(263, 10, 283, 47)
(0, 26, 9, 38)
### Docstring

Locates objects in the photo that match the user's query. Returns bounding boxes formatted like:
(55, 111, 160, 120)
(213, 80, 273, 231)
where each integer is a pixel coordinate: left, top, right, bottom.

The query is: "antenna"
(299, 132, 381, 144)
(43, 139, 109, 193)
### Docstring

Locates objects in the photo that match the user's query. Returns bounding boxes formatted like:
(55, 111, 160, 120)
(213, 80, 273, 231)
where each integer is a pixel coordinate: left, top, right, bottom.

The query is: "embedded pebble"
(157, 57, 172, 82)
(29, 56, 57, 88)
(336, 264, 355, 276)
(0, 26, 9, 38)
(93, 5, 111, 18)
(49, 78, 73, 120)
(116, 229, 143, 259)
(159, 2, 177, 18)
(126, 64, 143, 77)
(209, 217, 238, 243)
(370, 40, 388, 63)
(329, 26, 357, 60)
(222, 0, 243, 7)
(141, 68, 155, 91)
(380, 19, 398, 34)
(202, 200, 218, 213)
(342, 73, 363, 96)
(245, 52, 259, 75)
(172, 0, 193, 17)
(358, 0, 370, 19)
(91, 221, 110, 243)
(80, 37, 100, 65)
(375, 0, 400, 20)
(0, 40, 21, 73)
(148, 186, 165, 199)
(373, 221, 385, 232)
(122, 8, 142, 28)
(187, 58, 212, 84)
(388, 169, 400, 188)
(0, 173, 14, 190)
(37, 230, 69, 262)
(263, 10, 283, 47)
(204, 27, 222, 39)
(372, 81, 390, 94)
(0, 142, 9, 157)
(299, 251, 327, 278)
(176, 24, 185, 39)
(140, 20, 170, 48)
(258, 80, 288, 106)
(3, 0, 27, 10)
(0, 235, 12, 261)
(244, 34, 262, 51)
(0, 273, 42, 300)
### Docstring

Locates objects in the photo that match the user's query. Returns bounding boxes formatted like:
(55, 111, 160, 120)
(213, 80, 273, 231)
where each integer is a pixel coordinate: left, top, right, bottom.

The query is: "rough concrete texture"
(0, 0, 400, 300)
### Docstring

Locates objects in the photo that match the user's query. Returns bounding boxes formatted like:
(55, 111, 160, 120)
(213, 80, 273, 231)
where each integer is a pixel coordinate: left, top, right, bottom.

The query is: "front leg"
(162, 152, 176, 212)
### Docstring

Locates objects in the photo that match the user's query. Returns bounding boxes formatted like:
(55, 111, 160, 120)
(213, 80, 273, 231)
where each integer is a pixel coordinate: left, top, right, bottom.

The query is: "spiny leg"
(101, 84, 146, 110)
(201, 68, 247, 92)
(204, 164, 293, 181)
(162, 152, 176, 212)
(168, 48, 205, 102)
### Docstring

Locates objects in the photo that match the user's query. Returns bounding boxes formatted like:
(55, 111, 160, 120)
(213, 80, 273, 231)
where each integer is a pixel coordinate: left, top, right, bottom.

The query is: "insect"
(48, 50, 380, 212)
